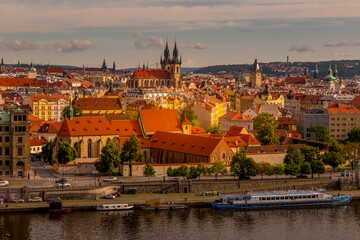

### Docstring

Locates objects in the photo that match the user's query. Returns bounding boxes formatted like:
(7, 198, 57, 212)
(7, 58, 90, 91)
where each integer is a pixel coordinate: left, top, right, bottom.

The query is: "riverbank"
(1, 189, 360, 213)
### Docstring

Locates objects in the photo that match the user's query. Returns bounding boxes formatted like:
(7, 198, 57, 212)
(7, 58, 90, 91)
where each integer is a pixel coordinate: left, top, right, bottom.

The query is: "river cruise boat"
(212, 191, 352, 210)
(96, 204, 134, 211)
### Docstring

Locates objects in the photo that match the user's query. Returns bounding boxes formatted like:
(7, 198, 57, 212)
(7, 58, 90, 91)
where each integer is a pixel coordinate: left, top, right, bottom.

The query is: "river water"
(2, 202, 360, 240)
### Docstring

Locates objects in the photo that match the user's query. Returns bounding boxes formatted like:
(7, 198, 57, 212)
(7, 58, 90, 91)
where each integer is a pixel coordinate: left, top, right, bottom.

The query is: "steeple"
(69, 94, 73, 120)
(1, 58, 3, 66)
(173, 41, 179, 60)
(164, 41, 170, 61)
(101, 59, 107, 70)
(334, 64, 339, 79)
(314, 64, 319, 80)
(263, 84, 269, 95)
(75, 88, 79, 101)
(304, 67, 308, 76)
(113, 61, 116, 72)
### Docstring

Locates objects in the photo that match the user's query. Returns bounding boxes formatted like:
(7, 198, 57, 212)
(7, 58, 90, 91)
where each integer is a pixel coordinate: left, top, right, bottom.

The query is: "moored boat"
(212, 190, 352, 210)
(96, 204, 134, 211)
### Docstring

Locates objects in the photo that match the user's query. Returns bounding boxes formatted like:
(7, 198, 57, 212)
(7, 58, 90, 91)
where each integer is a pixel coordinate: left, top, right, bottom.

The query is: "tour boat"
(211, 190, 352, 210)
(96, 204, 134, 211)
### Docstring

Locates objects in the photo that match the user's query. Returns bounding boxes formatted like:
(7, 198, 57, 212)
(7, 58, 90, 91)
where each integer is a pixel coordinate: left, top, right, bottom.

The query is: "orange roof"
(150, 131, 227, 157)
(225, 126, 249, 136)
(328, 103, 360, 114)
(81, 80, 92, 88)
(38, 122, 63, 134)
(302, 95, 322, 103)
(110, 120, 142, 136)
(277, 117, 296, 125)
(30, 94, 69, 102)
(73, 98, 122, 111)
(30, 136, 47, 146)
(132, 69, 170, 79)
(0, 78, 37, 87)
(181, 115, 191, 125)
(104, 88, 118, 96)
(45, 67, 65, 73)
(140, 109, 182, 135)
(191, 126, 206, 134)
(285, 77, 306, 85)
(223, 136, 248, 147)
(28, 115, 43, 123)
(220, 111, 252, 121)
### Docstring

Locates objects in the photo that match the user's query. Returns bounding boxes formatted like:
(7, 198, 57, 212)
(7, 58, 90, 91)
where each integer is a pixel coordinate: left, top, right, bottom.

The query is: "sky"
(1, 0, 360, 68)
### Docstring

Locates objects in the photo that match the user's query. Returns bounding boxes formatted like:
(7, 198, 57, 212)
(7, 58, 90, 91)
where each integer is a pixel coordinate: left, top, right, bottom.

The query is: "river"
(2, 202, 360, 240)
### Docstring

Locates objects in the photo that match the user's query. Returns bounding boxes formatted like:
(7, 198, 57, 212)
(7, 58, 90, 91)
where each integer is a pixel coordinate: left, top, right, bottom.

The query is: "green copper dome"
(323, 65, 337, 83)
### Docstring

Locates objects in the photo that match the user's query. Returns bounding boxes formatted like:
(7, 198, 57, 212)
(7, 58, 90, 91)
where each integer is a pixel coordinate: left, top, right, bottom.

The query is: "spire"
(251, 59, 260, 71)
(314, 64, 319, 80)
(112, 61, 116, 71)
(334, 64, 339, 79)
(164, 41, 170, 61)
(263, 84, 269, 95)
(69, 94, 73, 120)
(304, 67, 308, 76)
(173, 41, 179, 60)
(17, 61, 20, 67)
(1, 58, 4, 66)
(110, 78, 113, 89)
(102, 59, 107, 70)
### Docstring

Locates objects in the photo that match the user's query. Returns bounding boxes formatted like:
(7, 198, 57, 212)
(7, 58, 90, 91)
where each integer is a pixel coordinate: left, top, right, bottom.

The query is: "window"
(5, 171, 9, 176)
(18, 137, 22, 143)
(14, 116, 17, 121)
(222, 153, 226, 159)
(5, 160, 9, 166)
(18, 148, 23, 156)
(0, 160, 2, 165)
(0, 137, 2, 142)
(5, 148, 9, 156)
(22, 115, 26, 121)
(5, 137, 9, 142)
(18, 171, 23, 177)
(5, 126, 9, 131)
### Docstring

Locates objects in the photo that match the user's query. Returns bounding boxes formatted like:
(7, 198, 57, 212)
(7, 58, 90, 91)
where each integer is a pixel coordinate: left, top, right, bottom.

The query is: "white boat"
(96, 204, 134, 211)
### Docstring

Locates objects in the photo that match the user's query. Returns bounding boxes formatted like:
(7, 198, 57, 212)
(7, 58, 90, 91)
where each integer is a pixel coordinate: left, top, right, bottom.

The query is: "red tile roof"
(191, 126, 206, 134)
(132, 69, 170, 79)
(0, 78, 37, 87)
(302, 95, 322, 103)
(30, 136, 47, 146)
(73, 98, 122, 111)
(351, 95, 360, 107)
(225, 126, 248, 136)
(140, 109, 182, 135)
(328, 103, 360, 114)
(181, 115, 191, 125)
(150, 131, 226, 157)
(220, 111, 252, 121)
(45, 67, 65, 73)
(285, 77, 306, 85)
(38, 122, 63, 134)
(30, 94, 69, 102)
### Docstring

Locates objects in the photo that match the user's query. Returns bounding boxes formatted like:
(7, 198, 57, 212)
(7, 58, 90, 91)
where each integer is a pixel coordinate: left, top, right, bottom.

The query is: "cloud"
(324, 40, 351, 47)
(184, 58, 195, 66)
(288, 44, 314, 52)
(48, 39, 93, 53)
(332, 52, 352, 57)
(186, 43, 207, 49)
(0, 38, 39, 51)
(133, 31, 164, 50)
(353, 41, 360, 46)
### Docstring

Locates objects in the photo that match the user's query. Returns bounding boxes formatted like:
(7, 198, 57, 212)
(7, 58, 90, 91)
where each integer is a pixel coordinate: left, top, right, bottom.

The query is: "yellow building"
(30, 94, 69, 121)
(253, 85, 285, 108)
(161, 96, 185, 110)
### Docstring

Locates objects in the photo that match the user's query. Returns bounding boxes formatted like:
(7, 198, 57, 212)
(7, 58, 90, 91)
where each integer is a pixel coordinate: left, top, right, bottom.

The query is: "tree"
(180, 109, 199, 126)
(210, 161, 227, 180)
(56, 142, 77, 164)
(300, 146, 322, 178)
(258, 162, 272, 180)
(284, 159, 300, 177)
(346, 127, 360, 143)
(312, 160, 325, 178)
(176, 164, 190, 180)
(309, 125, 331, 143)
(343, 142, 360, 170)
(272, 164, 284, 179)
(120, 134, 144, 176)
(166, 166, 174, 178)
(283, 146, 304, 177)
(207, 124, 223, 135)
(95, 142, 121, 174)
(41, 140, 55, 164)
(300, 162, 311, 175)
(61, 106, 83, 120)
(322, 141, 346, 172)
(253, 113, 279, 145)
(230, 149, 258, 179)
(144, 163, 156, 180)
(197, 162, 208, 180)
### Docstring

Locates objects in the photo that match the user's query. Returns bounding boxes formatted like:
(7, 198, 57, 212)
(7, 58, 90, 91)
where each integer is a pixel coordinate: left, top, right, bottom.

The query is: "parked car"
(105, 194, 115, 199)
(47, 196, 61, 203)
(28, 197, 42, 202)
(0, 181, 9, 186)
(12, 198, 24, 203)
(187, 174, 198, 179)
(57, 183, 71, 188)
(170, 177, 179, 181)
(103, 177, 117, 182)
(55, 178, 67, 183)
(0, 195, 8, 203)
(156, 174, 165, 177)
(112, 179, 123, 184)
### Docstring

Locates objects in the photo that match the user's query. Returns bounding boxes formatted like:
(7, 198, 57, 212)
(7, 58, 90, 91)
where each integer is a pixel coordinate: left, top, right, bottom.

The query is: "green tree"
(272, 163, 284, 179)
(41, 140, 55, 164)
(210, 161, 227, 180)
(95, 142, 121, 174)
(253, 113, 279, 145)
(144, 163, 156, 180)
(309, 125, 331, 143)
(120, 134, 144, 176)
(176, 164, 190, 180)
(312, 160, 325, 178)
(343, 142, 360, 170)
(180, 109, 199, 126)
(322, 141, 346, 172)
(166, 166, 174, 178)
(197, 162, 208, 180)
(56, 142, 77, 164)
(230, 149, 258, 179)
(284, 159, 300, 177)
(300, 162, 311, 175)
(346, 127, 360, 143)
(258, 162, 272, 180)
(300, 145, 322, 178)
(61, 106, 83, 120)
(283, 146, 303, 177)
(207, 124, 223, 135)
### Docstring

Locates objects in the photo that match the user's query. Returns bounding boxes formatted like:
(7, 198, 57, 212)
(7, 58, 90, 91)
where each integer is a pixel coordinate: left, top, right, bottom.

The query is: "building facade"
(296, 109, 329, 141)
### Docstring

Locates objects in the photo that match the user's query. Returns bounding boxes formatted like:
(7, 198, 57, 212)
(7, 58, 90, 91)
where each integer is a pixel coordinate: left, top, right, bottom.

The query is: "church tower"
(0, 58, 5, 71)
(170, 41, 182, 88)
(250, 59, 261, 87)
(160, 41, 171, 71)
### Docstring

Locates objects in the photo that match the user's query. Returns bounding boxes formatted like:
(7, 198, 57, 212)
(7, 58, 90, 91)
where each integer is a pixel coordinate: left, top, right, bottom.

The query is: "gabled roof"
(181, 115, 191, 125)
(30, 94, 68, 102)
(150, 131, 225, 157)
(110, 120, 142, 137)
(191, 126, 206, 134)
(30, 136, 47, 146)
(57, 117, 113, 136)
(225, 126, 249, 136)
(132, 69, 170, 79)
(0, 78, 37, 87)
(327, 103, 360, 114)
(45, 67, 65, 73)
(302, 95, 323, 103)
(285, 77, 306, 85)
(73, 98, 122, 110)
(140, 109, 182, 135)
(220, 111, 252, 121)
(38, 122, 63, 134)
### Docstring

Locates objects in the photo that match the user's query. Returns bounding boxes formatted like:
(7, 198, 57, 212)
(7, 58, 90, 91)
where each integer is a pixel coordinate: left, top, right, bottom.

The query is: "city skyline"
(1, 0, 360, 68)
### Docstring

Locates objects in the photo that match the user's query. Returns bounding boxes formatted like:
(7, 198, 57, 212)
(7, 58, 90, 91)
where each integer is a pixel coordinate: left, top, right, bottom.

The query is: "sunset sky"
(1, 0, 360, 68)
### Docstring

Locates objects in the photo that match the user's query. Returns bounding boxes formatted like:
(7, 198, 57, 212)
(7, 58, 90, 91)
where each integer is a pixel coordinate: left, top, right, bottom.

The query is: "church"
(128, 41, 182, 89)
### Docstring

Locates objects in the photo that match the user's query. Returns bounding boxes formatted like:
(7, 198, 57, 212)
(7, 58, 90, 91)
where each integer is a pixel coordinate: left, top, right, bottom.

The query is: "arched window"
(88, 139, 92, 158)
(176, 66, 179, 73)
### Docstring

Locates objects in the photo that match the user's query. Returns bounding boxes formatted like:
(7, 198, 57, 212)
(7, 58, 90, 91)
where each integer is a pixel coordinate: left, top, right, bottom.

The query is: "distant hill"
(194, 60, 360, 78)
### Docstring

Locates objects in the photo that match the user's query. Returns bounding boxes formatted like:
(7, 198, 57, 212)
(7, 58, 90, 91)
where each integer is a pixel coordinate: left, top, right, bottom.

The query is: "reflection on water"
(0, 203, 359, 240)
